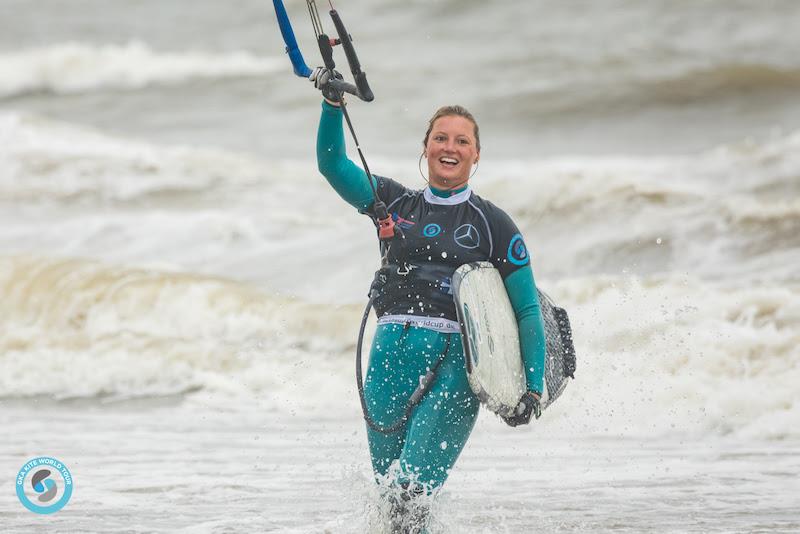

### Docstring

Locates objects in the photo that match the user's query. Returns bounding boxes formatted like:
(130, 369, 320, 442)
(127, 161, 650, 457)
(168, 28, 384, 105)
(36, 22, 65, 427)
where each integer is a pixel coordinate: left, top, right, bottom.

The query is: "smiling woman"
(421, 105, 481, 191)
(315, 91, 547, 532)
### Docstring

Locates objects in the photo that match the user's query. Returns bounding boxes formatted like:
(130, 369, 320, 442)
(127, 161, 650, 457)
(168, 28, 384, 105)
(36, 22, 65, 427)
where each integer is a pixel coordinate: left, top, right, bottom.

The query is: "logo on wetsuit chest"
(392, 213, 416, 230)
(422, 223, 441, 238)
(454, 224, 480, 249)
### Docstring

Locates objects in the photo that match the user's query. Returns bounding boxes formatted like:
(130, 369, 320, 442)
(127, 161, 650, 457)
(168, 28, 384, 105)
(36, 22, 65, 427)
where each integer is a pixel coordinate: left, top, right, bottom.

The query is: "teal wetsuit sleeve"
(316, 101, 375, 211)
(504, 265, 546, 395)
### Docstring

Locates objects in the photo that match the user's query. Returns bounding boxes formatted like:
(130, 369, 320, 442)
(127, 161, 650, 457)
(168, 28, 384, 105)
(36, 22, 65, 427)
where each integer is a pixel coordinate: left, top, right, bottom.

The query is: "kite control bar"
(329, 10, 373, 102)
(273, 0, 373, 102)
(315, 9, 373, 102)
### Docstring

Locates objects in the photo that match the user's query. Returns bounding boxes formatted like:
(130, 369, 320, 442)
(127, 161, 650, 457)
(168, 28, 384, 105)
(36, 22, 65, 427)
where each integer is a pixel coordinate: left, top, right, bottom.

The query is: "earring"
(418, 152, 429, 183)
(469, 159, 480, 178)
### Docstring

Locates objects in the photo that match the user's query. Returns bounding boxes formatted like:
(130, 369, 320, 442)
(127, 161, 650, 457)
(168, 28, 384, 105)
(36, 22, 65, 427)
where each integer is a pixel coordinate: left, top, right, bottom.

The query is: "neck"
(429, 183, 469, 197)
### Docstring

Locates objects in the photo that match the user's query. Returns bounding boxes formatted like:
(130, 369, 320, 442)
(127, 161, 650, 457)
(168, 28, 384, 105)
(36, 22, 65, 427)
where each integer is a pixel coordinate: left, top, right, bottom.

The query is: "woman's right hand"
(309, 67, 342, 106)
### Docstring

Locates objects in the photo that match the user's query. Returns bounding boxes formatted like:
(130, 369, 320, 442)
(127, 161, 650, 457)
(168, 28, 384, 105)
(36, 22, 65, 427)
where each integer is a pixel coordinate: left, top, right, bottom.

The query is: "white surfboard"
(452, 262, 575, 417)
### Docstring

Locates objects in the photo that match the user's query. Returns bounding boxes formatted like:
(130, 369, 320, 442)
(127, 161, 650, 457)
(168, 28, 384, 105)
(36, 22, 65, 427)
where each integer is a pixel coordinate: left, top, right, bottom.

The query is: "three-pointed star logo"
(454, 224, 480, 249)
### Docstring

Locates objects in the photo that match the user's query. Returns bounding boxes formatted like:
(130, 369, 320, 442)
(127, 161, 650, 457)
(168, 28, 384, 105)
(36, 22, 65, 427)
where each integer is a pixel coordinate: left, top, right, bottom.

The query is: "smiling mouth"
(439, 157, 459, 167)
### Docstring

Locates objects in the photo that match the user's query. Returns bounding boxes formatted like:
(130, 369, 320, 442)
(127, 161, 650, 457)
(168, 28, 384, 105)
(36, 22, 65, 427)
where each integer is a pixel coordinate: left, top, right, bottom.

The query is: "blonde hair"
(422, 105, 481, 152)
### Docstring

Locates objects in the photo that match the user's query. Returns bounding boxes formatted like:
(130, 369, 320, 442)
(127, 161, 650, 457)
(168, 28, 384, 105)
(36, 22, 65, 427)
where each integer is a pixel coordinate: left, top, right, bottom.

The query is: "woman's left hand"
(502, 391, 542, 427)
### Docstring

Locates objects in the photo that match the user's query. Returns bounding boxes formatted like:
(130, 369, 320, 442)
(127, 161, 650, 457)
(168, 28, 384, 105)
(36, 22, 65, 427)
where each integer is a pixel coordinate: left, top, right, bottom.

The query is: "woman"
(314, 78, 546, 531)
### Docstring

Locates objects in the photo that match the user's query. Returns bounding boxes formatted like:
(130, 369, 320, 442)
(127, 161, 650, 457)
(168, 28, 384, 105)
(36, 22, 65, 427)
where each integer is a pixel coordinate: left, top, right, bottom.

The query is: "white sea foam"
(0, 115, 798, 439)
(480, 130, 800, 282)
(0, 110, 319, 205)
(0, 41, 282, 98)
(1, 255, 797, 439)
(538, 275, 800, 440)
(2, 112, 798, 290)
(0, 256, 360, 412)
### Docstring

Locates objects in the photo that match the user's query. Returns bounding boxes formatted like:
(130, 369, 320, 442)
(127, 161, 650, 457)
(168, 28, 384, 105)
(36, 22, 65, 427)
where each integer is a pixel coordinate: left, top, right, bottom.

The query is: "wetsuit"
(317, 101, 546, 492)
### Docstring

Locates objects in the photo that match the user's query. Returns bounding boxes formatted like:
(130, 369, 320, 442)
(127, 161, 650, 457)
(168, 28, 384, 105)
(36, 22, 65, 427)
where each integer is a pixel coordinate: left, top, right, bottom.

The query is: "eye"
(458, 138, 470, 145)
(433, 134, 446, 142)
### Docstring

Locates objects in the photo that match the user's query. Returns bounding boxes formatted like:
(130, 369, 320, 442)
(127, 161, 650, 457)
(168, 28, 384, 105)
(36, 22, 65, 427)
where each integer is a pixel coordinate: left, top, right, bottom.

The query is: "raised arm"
(317, 101, 375, 211)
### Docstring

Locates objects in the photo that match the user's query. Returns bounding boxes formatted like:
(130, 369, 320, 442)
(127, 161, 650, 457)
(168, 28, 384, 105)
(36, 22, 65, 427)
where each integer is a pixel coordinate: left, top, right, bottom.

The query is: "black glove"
(502, 391, 542, 427)
(309, 67, 343, 103)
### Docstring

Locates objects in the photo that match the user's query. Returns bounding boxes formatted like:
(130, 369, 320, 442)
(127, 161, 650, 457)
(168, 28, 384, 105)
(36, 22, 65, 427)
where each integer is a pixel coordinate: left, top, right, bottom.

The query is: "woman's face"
(425, 115, 480, 190)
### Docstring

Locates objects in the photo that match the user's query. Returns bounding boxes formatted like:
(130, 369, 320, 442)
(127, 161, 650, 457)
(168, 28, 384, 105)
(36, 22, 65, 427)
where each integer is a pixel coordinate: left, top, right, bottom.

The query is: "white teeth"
(440, 157, 458, 165)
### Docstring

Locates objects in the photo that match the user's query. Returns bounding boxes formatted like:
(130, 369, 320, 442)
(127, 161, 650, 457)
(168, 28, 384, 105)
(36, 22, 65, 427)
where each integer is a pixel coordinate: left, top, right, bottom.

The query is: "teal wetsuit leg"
(364, 323, 479, 491)
(363, 323, 419, 477)
(399, 338, 479, 489)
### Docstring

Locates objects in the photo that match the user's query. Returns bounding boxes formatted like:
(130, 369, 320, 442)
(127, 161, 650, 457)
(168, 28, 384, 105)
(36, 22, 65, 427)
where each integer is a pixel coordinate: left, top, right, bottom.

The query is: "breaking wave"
(0, 255, 360, 405)
(1, 256, 797, 439)
(0, 41, 282, 98)
(500, 62, 800, 118)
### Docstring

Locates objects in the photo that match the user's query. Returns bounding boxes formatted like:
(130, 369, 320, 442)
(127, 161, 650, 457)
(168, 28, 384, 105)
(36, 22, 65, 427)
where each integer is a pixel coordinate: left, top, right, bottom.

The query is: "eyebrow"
(433, 131, 472, 138)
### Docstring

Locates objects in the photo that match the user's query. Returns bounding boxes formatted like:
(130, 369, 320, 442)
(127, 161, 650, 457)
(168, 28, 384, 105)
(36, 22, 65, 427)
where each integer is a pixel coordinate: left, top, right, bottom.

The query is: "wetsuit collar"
(424, 185, 472, 205)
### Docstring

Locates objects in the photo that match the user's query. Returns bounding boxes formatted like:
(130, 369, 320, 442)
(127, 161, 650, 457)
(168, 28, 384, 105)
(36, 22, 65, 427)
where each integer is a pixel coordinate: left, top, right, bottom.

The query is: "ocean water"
(1, 0, 799, 532)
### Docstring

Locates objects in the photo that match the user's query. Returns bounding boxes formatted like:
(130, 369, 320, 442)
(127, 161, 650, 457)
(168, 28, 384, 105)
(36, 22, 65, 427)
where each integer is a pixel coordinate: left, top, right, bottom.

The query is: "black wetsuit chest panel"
(366, 177, 526, 321)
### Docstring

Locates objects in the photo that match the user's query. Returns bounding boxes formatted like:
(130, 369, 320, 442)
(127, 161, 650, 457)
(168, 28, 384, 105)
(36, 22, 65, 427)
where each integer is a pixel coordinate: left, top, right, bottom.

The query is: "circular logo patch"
(16, 457, 73, 514)
(454, 224, 480, 249)
(507, 234, 530, 266)
(422, 223, 441, 238)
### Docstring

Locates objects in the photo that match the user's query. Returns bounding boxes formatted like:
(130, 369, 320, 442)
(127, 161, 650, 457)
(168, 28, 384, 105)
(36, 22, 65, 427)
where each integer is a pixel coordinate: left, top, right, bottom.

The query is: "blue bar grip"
(273, 0, 313, 78)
